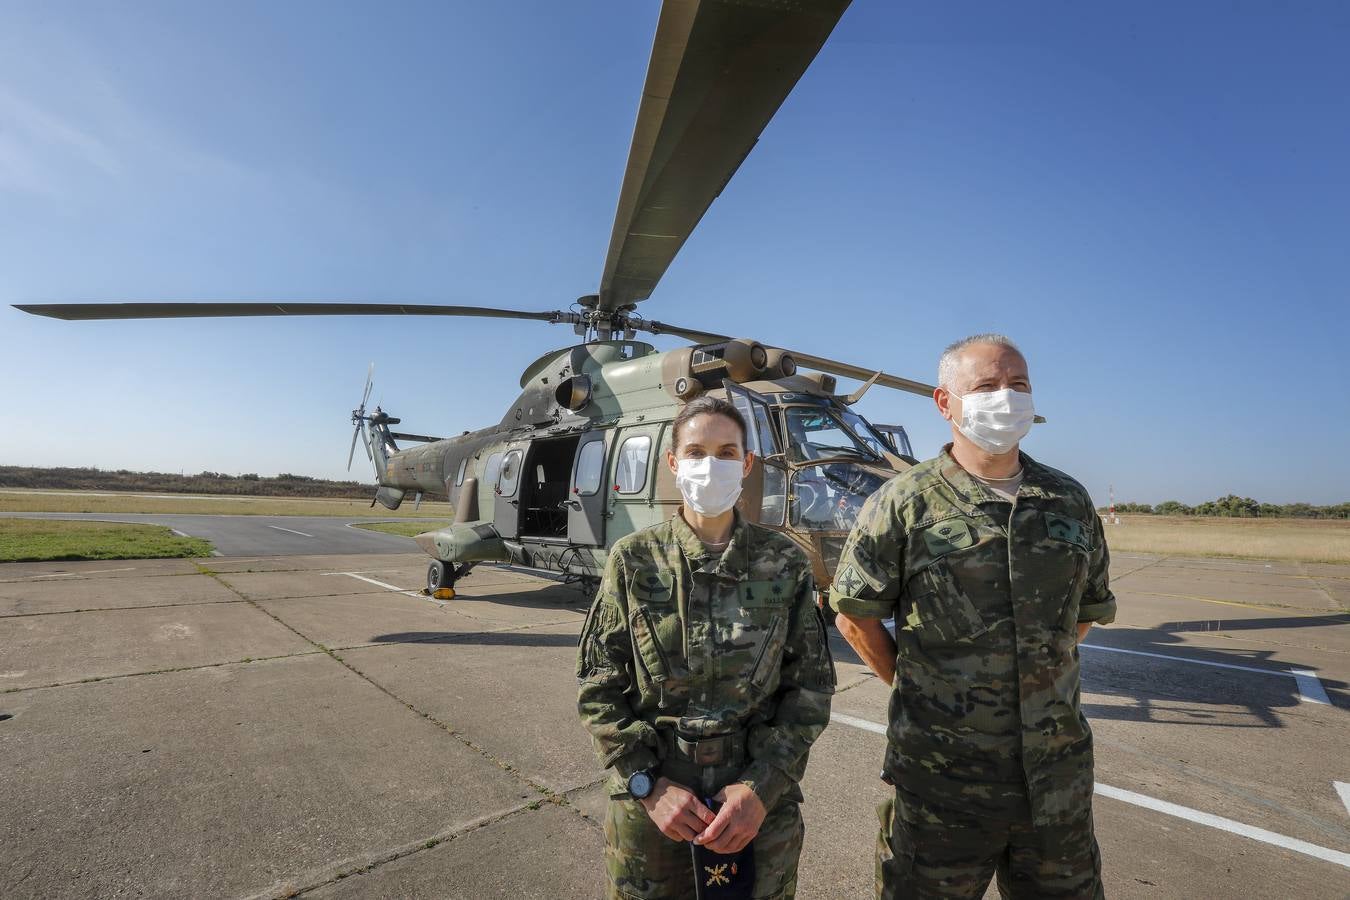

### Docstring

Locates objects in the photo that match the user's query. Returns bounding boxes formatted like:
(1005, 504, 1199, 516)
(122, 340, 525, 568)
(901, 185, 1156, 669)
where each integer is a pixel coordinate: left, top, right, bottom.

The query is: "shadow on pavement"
(369, 630, 579, 648)
(1081, 618, 1348, 726)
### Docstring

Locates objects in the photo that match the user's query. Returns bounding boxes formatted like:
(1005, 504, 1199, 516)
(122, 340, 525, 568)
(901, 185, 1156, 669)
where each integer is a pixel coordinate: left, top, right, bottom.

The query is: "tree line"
(1104, 494, 1349, 519)
(0, 466, 374, 499)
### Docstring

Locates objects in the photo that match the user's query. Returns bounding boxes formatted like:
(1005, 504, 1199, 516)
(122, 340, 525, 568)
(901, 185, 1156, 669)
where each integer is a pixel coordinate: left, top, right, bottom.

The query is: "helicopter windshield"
(789, 462, 888, 533)
(836, 407, 899, 459)
(781, 405, 881, 463)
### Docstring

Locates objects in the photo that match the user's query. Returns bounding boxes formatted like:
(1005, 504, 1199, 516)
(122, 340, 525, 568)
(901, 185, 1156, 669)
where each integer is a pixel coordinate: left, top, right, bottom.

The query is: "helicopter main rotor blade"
(14, 302, 569, 322)
(597, 0, 851, 315)
(644, 319, 937, 398)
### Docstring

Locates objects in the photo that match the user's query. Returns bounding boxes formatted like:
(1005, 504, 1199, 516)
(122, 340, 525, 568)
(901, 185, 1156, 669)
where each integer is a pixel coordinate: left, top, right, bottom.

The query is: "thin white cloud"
(0, 85, 121, 195)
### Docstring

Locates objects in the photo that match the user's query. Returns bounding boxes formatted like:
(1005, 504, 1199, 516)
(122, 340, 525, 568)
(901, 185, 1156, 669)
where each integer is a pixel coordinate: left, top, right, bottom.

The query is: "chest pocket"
(628, 569, 684, 691)
(905, 519, 993, 648)
(922, 518, 977, 556)
(1043, 513, 1092, 632)
(735, 578, 795, 693)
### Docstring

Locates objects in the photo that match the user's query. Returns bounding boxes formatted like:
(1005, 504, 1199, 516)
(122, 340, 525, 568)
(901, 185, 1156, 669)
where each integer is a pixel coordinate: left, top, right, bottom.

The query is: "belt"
(669, 731, 747, 767)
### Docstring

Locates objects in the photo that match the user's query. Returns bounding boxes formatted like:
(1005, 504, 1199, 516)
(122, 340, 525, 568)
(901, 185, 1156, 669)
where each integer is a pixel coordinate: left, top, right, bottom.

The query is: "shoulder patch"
(1044, 512, 1091, 550)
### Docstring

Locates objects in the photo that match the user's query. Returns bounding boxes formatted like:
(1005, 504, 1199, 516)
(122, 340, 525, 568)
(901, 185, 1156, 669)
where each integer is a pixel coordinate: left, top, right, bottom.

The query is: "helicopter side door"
(607, 422, 665, 539)
(566, 431, 610, 546)
(492, 445, 527, 539)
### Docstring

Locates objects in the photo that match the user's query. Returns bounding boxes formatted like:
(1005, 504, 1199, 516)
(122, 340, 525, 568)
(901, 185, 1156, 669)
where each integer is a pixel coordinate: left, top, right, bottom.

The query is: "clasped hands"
(639, 777, 766, 853)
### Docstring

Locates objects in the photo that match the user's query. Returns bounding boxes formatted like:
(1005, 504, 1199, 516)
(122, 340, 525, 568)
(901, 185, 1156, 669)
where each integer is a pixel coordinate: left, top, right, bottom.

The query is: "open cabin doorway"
(519, 435, 581, 539)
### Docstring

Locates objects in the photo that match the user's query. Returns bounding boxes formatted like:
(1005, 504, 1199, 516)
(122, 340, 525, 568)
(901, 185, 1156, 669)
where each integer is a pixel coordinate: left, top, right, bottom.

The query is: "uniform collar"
(670, 506, 752, 579)
(938, 444, 1058, 504)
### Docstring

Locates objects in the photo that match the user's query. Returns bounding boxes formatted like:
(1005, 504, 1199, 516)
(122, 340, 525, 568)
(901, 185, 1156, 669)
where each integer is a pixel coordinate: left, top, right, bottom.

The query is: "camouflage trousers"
(603, 759, 804, 900)
(875, 791, 1104, 900)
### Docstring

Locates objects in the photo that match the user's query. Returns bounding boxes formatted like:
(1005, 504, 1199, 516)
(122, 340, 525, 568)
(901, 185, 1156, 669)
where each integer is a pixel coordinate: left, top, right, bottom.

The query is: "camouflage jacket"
(829, 447, 1115, 825)
(577, 509, 835, 807)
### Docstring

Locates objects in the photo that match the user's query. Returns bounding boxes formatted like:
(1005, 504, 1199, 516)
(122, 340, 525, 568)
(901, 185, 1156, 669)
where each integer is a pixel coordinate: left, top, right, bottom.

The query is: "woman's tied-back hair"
(672, 395, 749, 452)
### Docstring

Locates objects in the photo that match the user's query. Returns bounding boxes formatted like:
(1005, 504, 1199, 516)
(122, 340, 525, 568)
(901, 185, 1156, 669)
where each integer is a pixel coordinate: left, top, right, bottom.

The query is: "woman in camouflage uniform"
(577, 396, 836, 900)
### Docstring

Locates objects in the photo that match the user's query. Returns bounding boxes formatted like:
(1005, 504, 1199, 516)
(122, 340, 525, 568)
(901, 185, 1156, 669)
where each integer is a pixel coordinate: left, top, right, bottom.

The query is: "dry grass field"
(0, 488, 453, 518)
(1104, 514, 1350, 564)
(352, 520, 452, 537)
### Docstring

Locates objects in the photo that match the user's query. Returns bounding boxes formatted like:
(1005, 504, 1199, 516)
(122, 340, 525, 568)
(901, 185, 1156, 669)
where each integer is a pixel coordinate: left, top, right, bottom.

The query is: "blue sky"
(2, 1, 1347, 506)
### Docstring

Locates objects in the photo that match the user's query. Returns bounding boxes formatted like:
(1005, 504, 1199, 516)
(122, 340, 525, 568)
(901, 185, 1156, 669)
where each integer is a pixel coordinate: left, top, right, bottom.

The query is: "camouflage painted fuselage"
(366, 338, 912, 588)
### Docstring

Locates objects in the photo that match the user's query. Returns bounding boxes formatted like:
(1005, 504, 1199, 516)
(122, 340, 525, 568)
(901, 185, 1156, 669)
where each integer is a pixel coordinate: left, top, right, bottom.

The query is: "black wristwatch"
(627, 769, 656, 800)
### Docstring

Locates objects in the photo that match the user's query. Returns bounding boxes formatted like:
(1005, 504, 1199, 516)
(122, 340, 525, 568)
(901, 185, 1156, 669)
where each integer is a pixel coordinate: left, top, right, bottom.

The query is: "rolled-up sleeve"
(829, 487, 904, 620)
(1078, 513, 1117, 625)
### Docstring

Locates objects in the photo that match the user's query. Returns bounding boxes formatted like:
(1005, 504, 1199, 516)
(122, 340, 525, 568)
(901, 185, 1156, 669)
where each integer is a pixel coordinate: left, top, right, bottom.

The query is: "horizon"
(4, 2, 1348, 506)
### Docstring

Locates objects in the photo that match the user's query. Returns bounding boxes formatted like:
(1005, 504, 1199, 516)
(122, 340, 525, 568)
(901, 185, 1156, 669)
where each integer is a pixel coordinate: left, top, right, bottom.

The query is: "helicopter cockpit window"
(575, 440, 604, 495)
(782, 407, 881, 463)
(498, 449, 523, 497)
(789, 462, 887, 532)
(483, 452, 504, 494)
(837, 408, 897, 459)
(454, 457, 468, 487)
(615, 435, 651, 494)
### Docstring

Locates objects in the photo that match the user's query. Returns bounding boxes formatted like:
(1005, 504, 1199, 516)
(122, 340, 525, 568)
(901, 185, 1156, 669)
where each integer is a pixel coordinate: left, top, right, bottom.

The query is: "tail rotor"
(348, 363, 375, 471)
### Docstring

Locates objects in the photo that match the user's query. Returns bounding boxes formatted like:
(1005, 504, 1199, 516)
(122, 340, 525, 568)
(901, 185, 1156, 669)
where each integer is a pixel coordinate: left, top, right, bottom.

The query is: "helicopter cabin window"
(615, 435, 651, 495)
(454, 457, 468, 487)
(498, 450, 523, 497)
(575, 440, 605, 495)
(483, 452, 504, 494)
(760, 462, 788, 526)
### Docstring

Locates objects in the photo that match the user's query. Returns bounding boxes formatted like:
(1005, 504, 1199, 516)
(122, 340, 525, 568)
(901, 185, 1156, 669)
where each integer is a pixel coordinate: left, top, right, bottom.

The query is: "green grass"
(0, 518, 216, 562)
(351, 520, 450, 538)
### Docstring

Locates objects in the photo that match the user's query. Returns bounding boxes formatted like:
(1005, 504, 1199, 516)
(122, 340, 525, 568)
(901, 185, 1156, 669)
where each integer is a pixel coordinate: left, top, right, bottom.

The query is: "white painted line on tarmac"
(1093, 784, 1350, 869)
(831, 712, 887, 735)
(1336, 782, 1350, 819)
(1081, 644, 1332, 706)
(827, 713, 1350, 870)
(266, 525, 314, 537)
(323, 571, 441, 606)
(1292, 669, 1331, 705)
(28, 566, 137, 579)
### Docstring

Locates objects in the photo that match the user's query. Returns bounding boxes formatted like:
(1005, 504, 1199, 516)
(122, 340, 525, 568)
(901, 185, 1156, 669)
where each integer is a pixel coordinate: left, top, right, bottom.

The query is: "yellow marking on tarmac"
(1118, 589, 1334, 615)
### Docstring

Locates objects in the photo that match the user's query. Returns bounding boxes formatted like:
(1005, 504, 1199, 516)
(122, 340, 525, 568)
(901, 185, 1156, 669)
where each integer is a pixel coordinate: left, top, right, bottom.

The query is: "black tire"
(427, 560, 453, 593)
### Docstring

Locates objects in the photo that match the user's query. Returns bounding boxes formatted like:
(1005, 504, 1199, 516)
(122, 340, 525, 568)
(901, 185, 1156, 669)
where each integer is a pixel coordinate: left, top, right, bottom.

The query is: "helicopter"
(16, 0, 953, 602)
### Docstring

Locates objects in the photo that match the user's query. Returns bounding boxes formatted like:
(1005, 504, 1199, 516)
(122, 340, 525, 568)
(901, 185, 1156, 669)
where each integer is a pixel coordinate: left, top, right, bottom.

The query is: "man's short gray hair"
(937, 333, 1022, 389)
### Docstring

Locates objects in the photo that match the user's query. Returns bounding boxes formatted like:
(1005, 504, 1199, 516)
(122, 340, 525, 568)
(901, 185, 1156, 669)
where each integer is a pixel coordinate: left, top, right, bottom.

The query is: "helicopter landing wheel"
(427, 560, 455, 597)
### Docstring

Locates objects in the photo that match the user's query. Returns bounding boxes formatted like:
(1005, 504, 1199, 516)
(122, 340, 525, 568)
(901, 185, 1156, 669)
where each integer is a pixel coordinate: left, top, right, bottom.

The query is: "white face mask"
(675, 456, 745, 517)
(953, 388, 1035, 455)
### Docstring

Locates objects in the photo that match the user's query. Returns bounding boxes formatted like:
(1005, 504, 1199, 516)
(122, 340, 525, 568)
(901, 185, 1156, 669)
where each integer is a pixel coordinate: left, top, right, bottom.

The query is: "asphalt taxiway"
(1, 549, 1346, 898)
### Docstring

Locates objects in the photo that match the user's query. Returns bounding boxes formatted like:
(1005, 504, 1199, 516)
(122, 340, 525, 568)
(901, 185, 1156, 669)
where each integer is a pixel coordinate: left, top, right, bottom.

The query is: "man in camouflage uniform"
(578, 508, 835, 899)
(830, 334, 1115, 899)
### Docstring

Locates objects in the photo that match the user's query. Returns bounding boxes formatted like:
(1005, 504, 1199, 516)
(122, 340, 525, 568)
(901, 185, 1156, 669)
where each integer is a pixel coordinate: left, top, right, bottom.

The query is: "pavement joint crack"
(248, 798, 544, 899)
(0, 648, 327, 694)
(0, 596, 251, 619)
(205, 569, 567, 809)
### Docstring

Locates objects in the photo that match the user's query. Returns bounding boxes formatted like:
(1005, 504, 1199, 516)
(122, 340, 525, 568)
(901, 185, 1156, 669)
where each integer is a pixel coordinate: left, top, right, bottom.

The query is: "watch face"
(629, 771, 653, 799)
